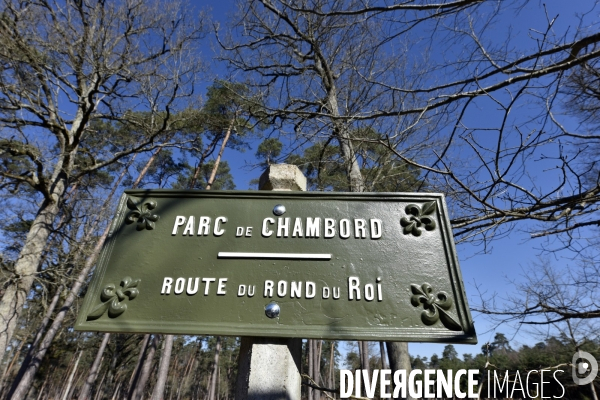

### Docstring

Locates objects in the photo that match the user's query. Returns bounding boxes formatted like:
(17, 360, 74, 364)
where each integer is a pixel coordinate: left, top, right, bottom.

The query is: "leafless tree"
(474, 255, 600, 398)
(0, 0, 206, 360)
(218, 0, 600, 249)
(476, 257, 600, 332)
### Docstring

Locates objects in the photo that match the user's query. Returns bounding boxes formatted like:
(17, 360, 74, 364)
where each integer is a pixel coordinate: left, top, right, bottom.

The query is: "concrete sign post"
(235, 164, 304, 400)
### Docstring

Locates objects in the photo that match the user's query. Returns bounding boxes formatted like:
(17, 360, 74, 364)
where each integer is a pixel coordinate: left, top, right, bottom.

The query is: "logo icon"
(572, 351, 598, 385)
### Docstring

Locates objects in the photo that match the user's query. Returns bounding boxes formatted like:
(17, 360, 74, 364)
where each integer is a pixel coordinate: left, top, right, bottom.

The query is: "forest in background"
(1, 0, 600, 398)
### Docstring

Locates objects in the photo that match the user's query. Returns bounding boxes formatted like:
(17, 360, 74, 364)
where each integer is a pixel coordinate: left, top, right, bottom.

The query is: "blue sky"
(196, 0, 598, 360)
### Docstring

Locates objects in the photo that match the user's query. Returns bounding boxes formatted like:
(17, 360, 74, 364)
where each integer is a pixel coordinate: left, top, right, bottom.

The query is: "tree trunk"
(105, 344, 120, 400)
(309, 339, 321, 400)
(11, 283, 63, 386)
(177, 340, 199, 400)
(325, 89, 364, 193)
(328, 341, 335, 392)
(217, 364, 221, 400)
(35, 373, 49, 400)
(315, 340, 322, 397)
(357, 341, 369, 397)
(167, 353, 179, 400)
(132, 145, 166, 188)
(61, 351, 82, 400)
(128, 335, 151, 397)
(94, 369, 108, 400)
(111, 381, 122, 400)
(7, 221, 113, 400)
(0, 194, 62, 358)
(379, 342, 388, 369)
(189, 135, 222, 189)
(151, 334, 174, 400)
(590, 381, 599, 400)
(359, 341, 370, 373)
(129, 334, 158, 400)
(205, 116, 235, 190)
(306, 339, 315, 400)
(0, 338, 25, 394)
(78, 333, 110, 400)
(307, 340, 314, 400)
(207, 336, 222, 400)
(386, 342, 412, 400)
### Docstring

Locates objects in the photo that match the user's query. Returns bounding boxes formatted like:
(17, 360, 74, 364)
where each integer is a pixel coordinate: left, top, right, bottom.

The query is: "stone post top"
(258, 164, 307, 191)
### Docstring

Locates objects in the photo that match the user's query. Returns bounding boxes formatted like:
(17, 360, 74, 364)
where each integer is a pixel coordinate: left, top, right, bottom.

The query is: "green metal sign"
(75, 190, 477, 343)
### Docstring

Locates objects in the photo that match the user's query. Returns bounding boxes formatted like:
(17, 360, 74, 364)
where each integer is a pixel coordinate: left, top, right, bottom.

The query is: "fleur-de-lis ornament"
(400, 201, 437, 236)
(126, 197, 159, 230)
(410, 283, 462, 331)
(87, 277, 140, 320)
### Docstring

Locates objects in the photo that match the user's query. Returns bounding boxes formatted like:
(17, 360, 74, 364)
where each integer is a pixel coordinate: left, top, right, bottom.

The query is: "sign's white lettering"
(161, 277, 228, 295)
(174, 216, 383, 239)
(161, 276, 382, 301)
(171, 215, 227, 236)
